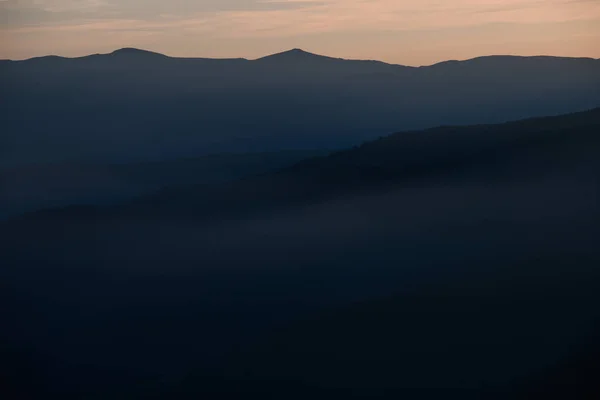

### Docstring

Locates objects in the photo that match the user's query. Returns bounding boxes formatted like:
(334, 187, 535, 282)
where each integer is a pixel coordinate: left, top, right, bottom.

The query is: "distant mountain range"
(2, 48, 598, 166)
(4, 47, 597, 69)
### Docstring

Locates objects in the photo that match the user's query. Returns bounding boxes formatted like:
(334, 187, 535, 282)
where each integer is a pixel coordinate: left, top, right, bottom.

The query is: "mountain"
(1, 48, 598, 166)
(257, 48, 337, 62)
(108, 47, 169, 58)
(3, 109, 600, 398)
(12, 107, 599, 222)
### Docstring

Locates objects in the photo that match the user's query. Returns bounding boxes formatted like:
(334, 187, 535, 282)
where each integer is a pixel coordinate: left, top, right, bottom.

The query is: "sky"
(1, 0, 599, 65)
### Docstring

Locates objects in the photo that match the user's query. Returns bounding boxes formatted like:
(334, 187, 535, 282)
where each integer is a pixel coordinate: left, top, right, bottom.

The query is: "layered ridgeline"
(3, 48, 598, 218)
(3, 109, 600, 398)
(1, 48, 599, 166)
(10, 107, 600, 222)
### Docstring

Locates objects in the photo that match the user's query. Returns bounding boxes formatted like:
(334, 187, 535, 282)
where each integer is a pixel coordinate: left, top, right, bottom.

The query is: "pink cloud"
(1, 0, 599, 63)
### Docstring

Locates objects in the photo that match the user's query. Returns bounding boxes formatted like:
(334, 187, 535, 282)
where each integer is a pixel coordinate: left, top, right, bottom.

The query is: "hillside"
(2, 109, 600, 398)
(11, 107, 599, 222)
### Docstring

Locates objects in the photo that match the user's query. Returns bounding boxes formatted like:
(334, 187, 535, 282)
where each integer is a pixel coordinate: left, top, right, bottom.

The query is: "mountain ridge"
(3, 47, 599, 67)
(2, 47, 598, 168)
(6, 106, 599, 224)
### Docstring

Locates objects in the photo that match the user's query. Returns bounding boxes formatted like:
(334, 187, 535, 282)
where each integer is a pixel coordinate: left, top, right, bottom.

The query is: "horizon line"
(3, 47, 599, 67)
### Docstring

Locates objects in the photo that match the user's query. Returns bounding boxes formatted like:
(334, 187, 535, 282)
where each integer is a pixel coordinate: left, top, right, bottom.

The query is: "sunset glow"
(2, 0, 599, 64)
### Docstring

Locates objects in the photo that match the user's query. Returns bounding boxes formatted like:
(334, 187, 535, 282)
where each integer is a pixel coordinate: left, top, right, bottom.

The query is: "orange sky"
(1, 0, 599, 65)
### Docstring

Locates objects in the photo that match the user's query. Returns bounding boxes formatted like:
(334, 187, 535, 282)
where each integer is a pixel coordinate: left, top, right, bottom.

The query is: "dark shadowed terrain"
(0, 150, 324, 219)
(2, 108, 600, 399)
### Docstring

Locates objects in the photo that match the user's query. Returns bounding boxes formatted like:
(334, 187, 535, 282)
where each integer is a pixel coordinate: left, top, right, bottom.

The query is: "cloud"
(4, 0, 598, 34)
(2, 0, 107, 13)
(200, 0, 600, 37)
(1, 0, 599, 62)
(0, 0, 324, 27)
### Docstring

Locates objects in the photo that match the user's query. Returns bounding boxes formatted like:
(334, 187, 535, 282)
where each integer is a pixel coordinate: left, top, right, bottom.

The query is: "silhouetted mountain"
(109, 47, 168, 58)
(1, 48, 598, 165)
(257, 48, 334, 62)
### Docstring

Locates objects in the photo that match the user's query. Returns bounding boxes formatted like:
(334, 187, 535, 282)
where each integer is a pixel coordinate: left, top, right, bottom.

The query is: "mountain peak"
(109, 48, 167, 58)
(257, 48, 335, 62)
(288, 48, 311, 54)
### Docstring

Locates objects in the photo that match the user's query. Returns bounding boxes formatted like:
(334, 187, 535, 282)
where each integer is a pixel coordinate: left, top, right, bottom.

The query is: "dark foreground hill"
(2, 108, 600, 398)
(1, 48, 599, 165)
